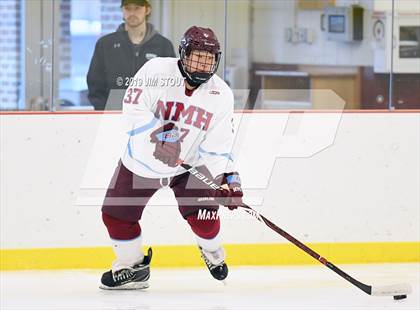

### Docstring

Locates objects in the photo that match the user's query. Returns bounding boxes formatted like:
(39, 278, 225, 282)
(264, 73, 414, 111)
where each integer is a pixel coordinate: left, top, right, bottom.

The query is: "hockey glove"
(150, 123, 181, 167)
(189, 166, 243, 209)
(215, 172, 243, 210)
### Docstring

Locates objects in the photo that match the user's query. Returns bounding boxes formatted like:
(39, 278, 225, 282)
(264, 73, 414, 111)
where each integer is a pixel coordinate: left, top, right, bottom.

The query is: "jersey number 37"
(123, 88, 143, 105)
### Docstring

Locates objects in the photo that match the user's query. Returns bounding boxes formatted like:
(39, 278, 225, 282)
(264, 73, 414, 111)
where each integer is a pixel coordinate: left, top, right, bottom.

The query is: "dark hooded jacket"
(87, 23, 176, 110)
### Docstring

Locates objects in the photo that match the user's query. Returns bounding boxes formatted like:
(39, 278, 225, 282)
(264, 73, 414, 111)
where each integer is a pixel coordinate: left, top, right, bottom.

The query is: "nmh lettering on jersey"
(154, 100, 213, 131)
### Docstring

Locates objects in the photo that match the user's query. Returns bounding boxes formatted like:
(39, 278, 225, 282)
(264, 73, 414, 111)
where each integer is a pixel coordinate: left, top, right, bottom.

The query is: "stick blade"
(371, 283, 412, 296)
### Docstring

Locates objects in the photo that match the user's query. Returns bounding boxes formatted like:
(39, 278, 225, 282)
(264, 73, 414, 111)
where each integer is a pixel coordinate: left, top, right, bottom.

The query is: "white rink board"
(0, 112, 419, 249)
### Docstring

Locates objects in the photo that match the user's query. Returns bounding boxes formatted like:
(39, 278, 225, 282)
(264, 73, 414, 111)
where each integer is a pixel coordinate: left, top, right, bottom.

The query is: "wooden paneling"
(311, 75, 361, 109)
(305, 65, 361, 109)
(361, 67, 420, 109)
(297, 0, 335, 10)
(251, 63, 362, 110)
(251, 63, 419, 110)
(260, 75, 310, 104)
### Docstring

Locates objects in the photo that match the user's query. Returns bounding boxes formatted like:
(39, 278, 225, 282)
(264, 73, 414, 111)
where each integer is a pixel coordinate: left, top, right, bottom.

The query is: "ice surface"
(1, 263, 418, 310)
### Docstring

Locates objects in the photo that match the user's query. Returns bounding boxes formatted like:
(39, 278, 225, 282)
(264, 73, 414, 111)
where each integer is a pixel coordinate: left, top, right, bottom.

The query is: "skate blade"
(99, 281, 149, 290)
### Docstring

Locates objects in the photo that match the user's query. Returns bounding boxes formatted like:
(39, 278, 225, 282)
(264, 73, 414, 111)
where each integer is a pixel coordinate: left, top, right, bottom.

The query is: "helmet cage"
(179, 48, 221, 79)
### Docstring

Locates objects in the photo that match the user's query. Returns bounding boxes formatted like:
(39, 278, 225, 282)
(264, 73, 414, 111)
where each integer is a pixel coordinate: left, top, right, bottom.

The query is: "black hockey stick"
(180, 162, 411, 299)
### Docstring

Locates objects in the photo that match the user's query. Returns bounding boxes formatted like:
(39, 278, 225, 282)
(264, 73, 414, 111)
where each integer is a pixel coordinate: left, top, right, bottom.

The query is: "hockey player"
(100, 26, 243, 289)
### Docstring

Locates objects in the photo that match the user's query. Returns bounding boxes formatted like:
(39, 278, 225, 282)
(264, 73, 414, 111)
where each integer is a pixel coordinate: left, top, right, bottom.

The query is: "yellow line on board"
(1, 242, 419, 271)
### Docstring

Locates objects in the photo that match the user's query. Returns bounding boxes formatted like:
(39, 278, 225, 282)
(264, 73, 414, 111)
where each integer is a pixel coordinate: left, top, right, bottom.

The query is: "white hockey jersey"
(120, 57, 235, 179)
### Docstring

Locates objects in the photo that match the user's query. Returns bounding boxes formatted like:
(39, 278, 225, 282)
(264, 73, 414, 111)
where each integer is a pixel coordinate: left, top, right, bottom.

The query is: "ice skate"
(100, 247, 152, 290)
(199, 246, 228, 281)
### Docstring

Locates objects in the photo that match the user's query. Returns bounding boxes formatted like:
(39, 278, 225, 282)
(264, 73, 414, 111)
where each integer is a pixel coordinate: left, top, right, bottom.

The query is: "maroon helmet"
(178, 26, 222, 87)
